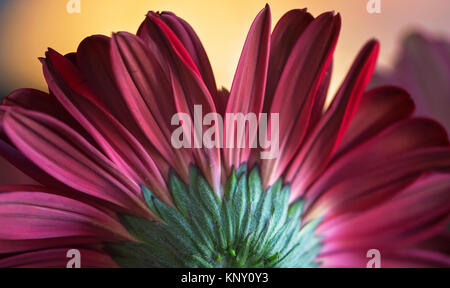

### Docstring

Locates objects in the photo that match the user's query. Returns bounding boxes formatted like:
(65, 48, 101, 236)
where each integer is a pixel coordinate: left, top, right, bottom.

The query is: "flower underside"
(107, 165, 323, 268)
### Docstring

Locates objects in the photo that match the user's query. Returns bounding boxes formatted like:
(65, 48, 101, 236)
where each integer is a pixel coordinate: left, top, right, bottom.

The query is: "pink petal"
(0, 120, 67, 189)
(3, 108, 151, 216)
(76, 35, 155, 147)
(263, 8, 314, 112)
(158, 12, 218, 99)
(0, 248, 117, 268)
(334, 86, 415, 159)
(111, 31, 193, 183)
(319, 249, 450, 268)
(43, 48, 169, 203)
(286, 40, 380, 198)
(0, 186, 131, 242)
(319, 172, 450, 251)
(223, 5, 271, 171)
(138, 13, 221, 192)
(306, 118, 449, 215)
(261, 12, 340, 187)
(3, 88, 94, 143)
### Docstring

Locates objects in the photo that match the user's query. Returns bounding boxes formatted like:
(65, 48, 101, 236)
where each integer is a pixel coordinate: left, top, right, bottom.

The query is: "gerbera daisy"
(0, 5, 449, 268)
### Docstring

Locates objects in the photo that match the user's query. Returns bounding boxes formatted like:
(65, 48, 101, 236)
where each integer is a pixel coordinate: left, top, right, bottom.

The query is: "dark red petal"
(44, 47, 170, 202)
(308, 62, 332, 135)
(76, 35, 154, 146)
(306, 118, 449, 216)
(319, 249, 450, 268)
(159, 12, 218, 98)
(138, 12, 202, 77)
(3, 108, 151, 217)
(3, 88, 94, 143)
(224, 5, 271, 171)
(334, 86, 415, 159)
(319, 173, 450, 252)
(261, 12, 340, 187)
(0, 156, 33, 185)
(111, 32, 191, 182)
(0, 187, 131, 242)
(286, 40, 380, 198)
(263, 8, 314, 112)
(215, 87, 229, 116)
(0, 248, 117, 268)
(138, 13, 221, 192)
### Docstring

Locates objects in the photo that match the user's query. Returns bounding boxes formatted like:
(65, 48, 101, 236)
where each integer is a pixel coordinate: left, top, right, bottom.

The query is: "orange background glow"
(0, 0, 449, 100)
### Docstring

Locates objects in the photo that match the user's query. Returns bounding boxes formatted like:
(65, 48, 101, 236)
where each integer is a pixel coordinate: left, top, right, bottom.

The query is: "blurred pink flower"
(370, 32, 450, 133)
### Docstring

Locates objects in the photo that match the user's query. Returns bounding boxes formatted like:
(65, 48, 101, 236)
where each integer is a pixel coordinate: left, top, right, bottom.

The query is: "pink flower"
(371, 32, 450, 133)
(0, 6, 449, 268)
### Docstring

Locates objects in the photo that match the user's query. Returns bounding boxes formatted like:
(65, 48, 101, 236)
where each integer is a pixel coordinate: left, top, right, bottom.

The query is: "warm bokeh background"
(0, 0, 449, 101)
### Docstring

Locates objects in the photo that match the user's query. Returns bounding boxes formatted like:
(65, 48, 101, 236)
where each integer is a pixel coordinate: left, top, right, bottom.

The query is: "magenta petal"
(76, 35, 154, 146)
(261, 12, 340, 187)
(43, 48, 169, 203)
(319, 249, 450, 268)
(334, 86, 415, 159)
(224, 5, 271, 171)
(0, 248, 118, 268)
(3, 109, 150, 216)
(0, 113, 70, 189)
(110, 32, 191, 182)
(319, 171, 450, 250)
(0, 187, 131, 242)
(306, 118, 449, 216)
(158, 12, 218, 99)
(263, 9, 314, 112)
(308, 62, 332, 135)
(286, 40, 379, 198)
(3, 88, 93, 143)
(138, 14, 221, 192)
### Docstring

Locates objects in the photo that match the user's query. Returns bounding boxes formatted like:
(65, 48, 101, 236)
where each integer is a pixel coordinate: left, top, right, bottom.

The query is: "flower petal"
(0, 186, 130, 241)
(318, 171, 450, 251)
(397, 34, 450, 131)
(138, 13, 221, 192)
(261, 12, 340, 187)
(43, 48, 169, 202)
(319, 249, 450, 268)
(111, 32, 191, 183)
(286, 40, 379, 198)
(334, 86, 415, 159)
(2, 108, 150, 216)
(158, 12, 218, 99)
(0, 248, 117, 268)
(76, 35, 155, 146)
(306, 118, 449, 214)
(263, 8, 314, 112)
(223, 5, 271, 171)
(3, 88, 93, 143)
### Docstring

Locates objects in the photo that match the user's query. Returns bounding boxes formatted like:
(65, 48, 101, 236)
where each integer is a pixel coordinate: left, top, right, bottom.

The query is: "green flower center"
(107, 165, 323, 268)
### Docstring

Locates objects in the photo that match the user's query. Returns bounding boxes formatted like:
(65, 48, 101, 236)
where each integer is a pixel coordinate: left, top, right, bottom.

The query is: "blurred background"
(0, 0, 449, 101)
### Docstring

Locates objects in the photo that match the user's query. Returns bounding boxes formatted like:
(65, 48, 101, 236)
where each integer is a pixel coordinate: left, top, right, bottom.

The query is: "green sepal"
(109, 164, 323, 268)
